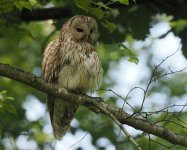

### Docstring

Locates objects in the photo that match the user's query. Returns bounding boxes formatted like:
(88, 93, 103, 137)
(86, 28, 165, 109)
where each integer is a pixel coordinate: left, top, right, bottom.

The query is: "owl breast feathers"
(42, 15, 103, 139)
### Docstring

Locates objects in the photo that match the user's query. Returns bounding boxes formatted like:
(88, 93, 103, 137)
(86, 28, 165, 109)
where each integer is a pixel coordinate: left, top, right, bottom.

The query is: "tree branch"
(18, 0, 185, 21)
(0, 63, 187, 147)
(19, 7, 73, 21)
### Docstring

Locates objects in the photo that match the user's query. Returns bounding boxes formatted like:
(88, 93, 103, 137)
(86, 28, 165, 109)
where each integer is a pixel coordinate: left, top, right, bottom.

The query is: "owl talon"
(95, 97, 104, 102)
(70, 90, 84, 95)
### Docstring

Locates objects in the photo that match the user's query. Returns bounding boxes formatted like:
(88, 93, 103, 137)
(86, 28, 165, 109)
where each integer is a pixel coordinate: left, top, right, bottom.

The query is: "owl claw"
(89, 96, 104, 103)
(94, 97, 104, 102)
(70, 90, 84, 95)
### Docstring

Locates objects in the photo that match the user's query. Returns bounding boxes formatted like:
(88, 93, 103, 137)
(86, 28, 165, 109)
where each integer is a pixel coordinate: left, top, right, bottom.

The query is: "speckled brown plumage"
(42, 15, 103, 139)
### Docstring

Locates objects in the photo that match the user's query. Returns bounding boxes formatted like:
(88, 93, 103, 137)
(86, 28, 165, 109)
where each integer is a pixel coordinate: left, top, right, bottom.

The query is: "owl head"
(61, 15, 98, 45)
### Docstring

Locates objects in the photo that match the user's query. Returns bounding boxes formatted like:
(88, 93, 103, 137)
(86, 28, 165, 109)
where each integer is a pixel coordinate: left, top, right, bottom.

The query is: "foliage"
(0, 0, 187, 150)
(0, 90, 16, 114)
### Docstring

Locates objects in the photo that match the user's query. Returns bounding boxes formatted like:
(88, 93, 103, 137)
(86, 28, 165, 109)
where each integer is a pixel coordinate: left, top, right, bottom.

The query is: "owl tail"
(47, 96, 78, 139)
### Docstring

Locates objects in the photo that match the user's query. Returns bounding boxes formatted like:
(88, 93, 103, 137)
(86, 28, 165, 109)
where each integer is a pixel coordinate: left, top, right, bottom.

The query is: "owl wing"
(42, 38, 61, 126)
(42, 39, 60, 83)
(42, 39, 78, 139)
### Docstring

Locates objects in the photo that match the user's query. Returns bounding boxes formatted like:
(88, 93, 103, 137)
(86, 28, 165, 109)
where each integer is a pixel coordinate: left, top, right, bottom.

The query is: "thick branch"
(0, 63, 187, 147)
(19, 7, 73, 21)
(18, 0, 185, 21)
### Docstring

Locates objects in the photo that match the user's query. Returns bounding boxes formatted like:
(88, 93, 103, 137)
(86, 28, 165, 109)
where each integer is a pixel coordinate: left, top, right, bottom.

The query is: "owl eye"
(90, 29, 93, 33)
(76, 28, 83, 32)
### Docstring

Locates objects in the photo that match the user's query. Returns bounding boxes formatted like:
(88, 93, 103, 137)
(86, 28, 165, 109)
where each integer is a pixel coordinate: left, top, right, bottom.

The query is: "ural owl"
(42, 15, 103, 139)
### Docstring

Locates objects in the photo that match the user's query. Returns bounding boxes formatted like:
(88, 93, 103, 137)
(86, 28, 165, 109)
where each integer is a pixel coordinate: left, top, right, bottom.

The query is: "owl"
(42, 15, 103, 139)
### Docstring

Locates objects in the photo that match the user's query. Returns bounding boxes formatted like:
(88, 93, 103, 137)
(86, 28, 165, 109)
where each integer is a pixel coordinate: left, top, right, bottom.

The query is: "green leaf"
(91, 7, 104, 20)
(103, 43, 139, 64)
(19, 28, 35, 40)
(14, 0, 32, 11)
(0, 90, 7, 94)
(0, 90, 16, 114)
(0, 0, 14, 13)
(128, 57, 139, 64)
(0, 25, 35, 40)
(21, 1, 32, 11)
(103, 44, 120, 52)
(0, 90, 7, 100)
(3, 104, 17, 114)
(0, 90, 14, 101)
(5, 97, 14, 101)
(74, 0, 91, 12)
(118, 0, 129, 5)
(96, 2, 112, 10)
(170, 19, 187, 33)
(0, 25, 21, 44)
(14, 2, 23, 11)
(102, 20, 117, 33)
(120, 44, 139, 64)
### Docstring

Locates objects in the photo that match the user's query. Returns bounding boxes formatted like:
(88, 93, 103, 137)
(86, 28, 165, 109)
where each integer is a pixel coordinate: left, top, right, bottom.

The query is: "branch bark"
(19, 7, 73, 21)
(0, 63, 187, 147)
(18, 0, 185, 21)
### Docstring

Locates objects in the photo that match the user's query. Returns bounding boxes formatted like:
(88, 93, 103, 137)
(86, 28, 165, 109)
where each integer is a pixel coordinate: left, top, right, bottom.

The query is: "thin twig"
(154, 66, 187, 81)
(107, 89, 135, 110)
(141, 104, 187, 115)
(139, 46, 182, 111)
(109, 113, 142, 150)
(150, 138, 175, 149)
(68, 132, 89, 150)
(7, 133, 16, 150)
(68, 120, 110, 150)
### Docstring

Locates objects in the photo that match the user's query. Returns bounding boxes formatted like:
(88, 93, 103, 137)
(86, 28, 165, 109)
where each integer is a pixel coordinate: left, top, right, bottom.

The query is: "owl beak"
(84, 34, 89, 41)
(83, 31, 90, 42)
(85, 30, 90, 35)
